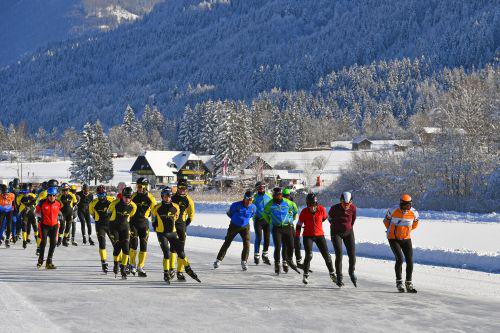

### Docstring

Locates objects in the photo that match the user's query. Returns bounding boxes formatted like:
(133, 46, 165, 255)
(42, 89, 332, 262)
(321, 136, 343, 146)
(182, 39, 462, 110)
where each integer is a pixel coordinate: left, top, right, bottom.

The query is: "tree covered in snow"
(142, 104, 166, 149)
(334, 65, 500, 212)
(70, 121, 114, 184)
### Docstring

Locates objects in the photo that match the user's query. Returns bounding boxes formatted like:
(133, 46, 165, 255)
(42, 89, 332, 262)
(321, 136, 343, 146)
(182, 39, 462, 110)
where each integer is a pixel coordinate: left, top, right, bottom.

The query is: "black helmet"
(136, 177, 149, 185)
(122, 187, 133, 198)
(47, 179, 59, 188)
(0, 184, 7, 194)
(177, 178, 188, 188)
(61, 183, 70, 190)
(41, 181, 48, 189)
(255, 181, 265, 189)
(272, 187, 282, 196)
(306, 193, 318, 206)
(161, 187, 173, 197)
(82, 183, 89, 191)
(96, 185, 106, 194)
(243, 190, 254, 200)
(12, 178, 20, 188)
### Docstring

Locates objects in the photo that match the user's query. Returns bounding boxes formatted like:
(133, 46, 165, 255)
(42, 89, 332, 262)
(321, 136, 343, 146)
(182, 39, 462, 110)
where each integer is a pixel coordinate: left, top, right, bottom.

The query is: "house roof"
(421, 127, 441, 134)
(329, 141, 352, 149)
(352, 137, 372, 144)
(421, 127, 467, 135)
(131, 151, 203, 177)
(371, 140, 413, 146)
(241, 155, 273, 170)
(198, 154, 216, 172)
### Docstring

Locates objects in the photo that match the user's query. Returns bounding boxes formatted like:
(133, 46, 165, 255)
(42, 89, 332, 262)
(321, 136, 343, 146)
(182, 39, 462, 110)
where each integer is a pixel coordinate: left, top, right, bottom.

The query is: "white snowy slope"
(0, 158, 136, 185)
(0, 229, 499, 333)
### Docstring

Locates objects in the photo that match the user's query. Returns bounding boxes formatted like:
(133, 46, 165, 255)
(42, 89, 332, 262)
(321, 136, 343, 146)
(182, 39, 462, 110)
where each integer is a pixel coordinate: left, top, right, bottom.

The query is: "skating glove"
(186, 217, 191, 226)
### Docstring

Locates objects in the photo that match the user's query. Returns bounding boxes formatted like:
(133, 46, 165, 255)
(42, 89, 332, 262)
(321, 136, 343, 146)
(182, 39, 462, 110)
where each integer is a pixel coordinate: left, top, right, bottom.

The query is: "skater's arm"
(411, 209, 419, 230)
(383, 209, 392, 229)
(186, 196, 195, 225)
(351, 204, 356, 226)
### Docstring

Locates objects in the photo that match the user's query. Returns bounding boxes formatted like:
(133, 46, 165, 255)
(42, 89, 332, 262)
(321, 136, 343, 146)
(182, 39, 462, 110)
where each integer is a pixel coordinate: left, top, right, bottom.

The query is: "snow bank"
(196, 202, 500, 223)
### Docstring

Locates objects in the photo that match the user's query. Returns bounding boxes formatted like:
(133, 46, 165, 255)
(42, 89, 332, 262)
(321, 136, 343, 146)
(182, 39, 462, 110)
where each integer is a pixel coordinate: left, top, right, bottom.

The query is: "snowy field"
(0, 158, 136, 185)
(1, 230, 499, 333)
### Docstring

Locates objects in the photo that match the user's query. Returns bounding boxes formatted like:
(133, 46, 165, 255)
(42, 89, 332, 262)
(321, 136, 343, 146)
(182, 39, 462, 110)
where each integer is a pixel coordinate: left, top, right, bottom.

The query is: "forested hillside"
(0, 0, 497, 130)
(0, 0, 162, 66)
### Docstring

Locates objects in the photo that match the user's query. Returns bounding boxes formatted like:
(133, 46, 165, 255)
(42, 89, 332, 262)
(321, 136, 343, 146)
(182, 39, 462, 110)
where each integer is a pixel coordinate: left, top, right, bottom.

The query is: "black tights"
(96, 223, 111, 250)
(38, 224, 58, 264)
(157, 232, 186, 260)
(22, 210, 38, 237)
(216, 223, 250, 261)
(281, 226, 302, 262)
(253, 218, 270, 254)
(130, 218, 149, 252)
(78, 209, 92, 236)
(331, 230, 356, 278)
(271, 225, 294, 264)
(303, 236, 334, 274)
(0, 211, 12, 240)
(389, 238, 413, 281)
(110, 224, 130, 257)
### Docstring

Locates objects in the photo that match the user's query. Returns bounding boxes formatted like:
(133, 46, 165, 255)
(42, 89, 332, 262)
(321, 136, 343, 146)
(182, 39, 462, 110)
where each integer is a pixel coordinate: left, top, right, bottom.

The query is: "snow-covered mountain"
(0, 0, 163, 66)
(0, 0, 498, 130)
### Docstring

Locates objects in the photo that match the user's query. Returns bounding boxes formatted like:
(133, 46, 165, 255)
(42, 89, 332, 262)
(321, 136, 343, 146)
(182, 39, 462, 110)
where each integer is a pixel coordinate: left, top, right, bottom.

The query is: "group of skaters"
(1, 177, 419, 292)
(214, 182, 419, 293)
(0, 177, 200, 284)
(0, 179, 95, 250)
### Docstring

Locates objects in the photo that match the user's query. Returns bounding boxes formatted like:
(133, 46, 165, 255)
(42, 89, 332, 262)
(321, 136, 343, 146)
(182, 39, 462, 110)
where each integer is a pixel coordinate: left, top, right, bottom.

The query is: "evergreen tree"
(213, 100, 249, 175)
(70, 122, 114, 184)
(93, 121, 114, 183)
(178, 105, 196, 151)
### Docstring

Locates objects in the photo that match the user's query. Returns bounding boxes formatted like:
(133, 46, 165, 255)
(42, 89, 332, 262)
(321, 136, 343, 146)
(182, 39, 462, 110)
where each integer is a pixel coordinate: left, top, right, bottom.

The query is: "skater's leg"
(331, 233, 343, 278)
(389, 239, 404, 282)
(315, 236, 334, 273)
(302, 236, 314, 274)
(216, 224, 240, 261)
(401, 239, 413, 282)
(238, 225, 251, 262)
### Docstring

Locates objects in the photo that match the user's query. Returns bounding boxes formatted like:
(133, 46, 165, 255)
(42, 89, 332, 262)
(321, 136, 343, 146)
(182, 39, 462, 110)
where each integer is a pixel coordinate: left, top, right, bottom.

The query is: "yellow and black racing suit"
(171, 193, 194, 273)
(129, 191, 156, 269)
(107, 199, 137, 267)
(89, 196, 115, 264)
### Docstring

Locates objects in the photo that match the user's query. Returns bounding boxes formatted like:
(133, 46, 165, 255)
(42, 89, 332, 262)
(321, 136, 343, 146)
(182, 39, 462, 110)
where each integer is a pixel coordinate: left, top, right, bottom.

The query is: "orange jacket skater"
(0, 184, 16, 248)
(383, 194, 419, 293)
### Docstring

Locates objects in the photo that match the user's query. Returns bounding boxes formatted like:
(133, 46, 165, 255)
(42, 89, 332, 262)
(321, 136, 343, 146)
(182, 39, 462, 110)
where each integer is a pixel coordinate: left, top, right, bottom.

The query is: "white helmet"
(340, 191, 352, 203)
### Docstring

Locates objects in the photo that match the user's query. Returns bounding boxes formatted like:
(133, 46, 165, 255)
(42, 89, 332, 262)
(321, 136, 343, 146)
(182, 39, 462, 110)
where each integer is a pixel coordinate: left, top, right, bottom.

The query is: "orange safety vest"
(384, 207, 419, 240)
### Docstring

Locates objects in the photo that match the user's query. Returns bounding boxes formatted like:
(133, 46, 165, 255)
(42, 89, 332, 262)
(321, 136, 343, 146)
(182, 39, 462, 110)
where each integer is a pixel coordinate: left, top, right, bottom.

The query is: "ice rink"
(1, 232, 499, 333)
